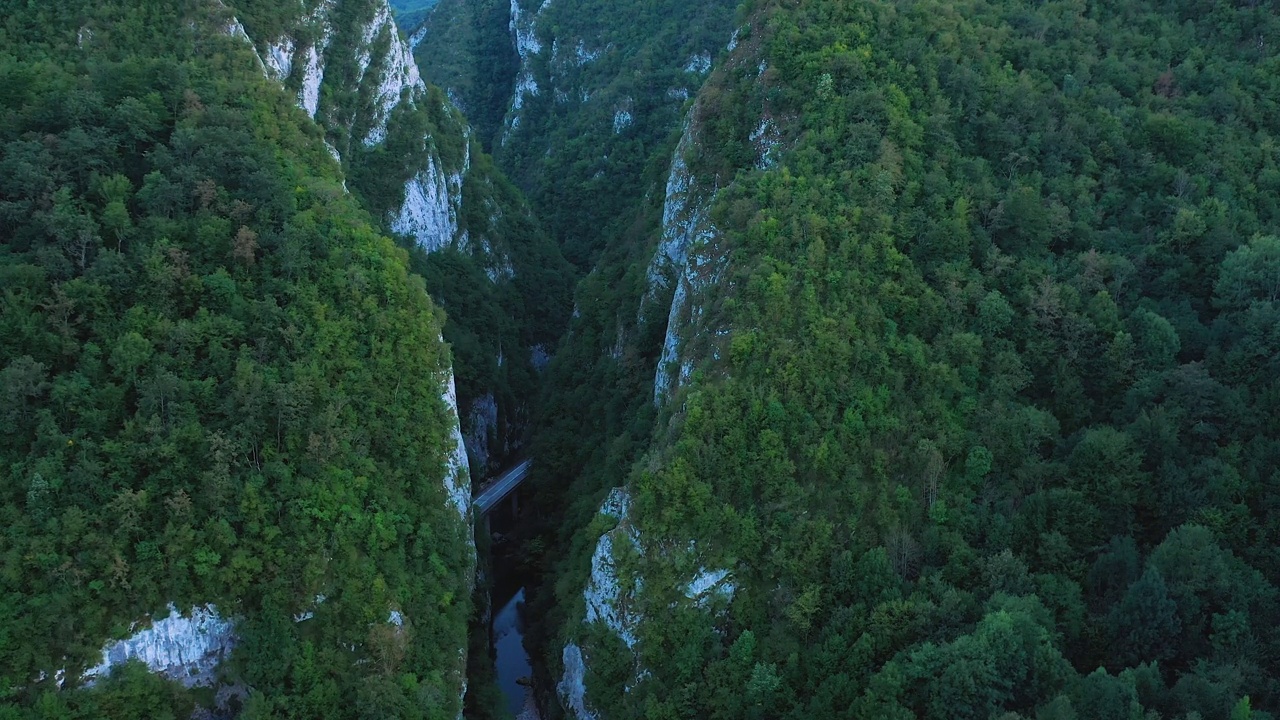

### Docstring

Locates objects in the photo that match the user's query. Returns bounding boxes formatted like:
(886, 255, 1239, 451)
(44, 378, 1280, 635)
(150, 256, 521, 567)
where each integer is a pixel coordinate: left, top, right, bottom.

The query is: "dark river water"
(492, 585, 533, 716)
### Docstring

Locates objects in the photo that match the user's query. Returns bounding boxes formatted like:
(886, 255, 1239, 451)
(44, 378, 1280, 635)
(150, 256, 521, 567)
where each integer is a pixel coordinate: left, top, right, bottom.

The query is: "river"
(492, 585, 536, 717)
(486, 481, 541, 720)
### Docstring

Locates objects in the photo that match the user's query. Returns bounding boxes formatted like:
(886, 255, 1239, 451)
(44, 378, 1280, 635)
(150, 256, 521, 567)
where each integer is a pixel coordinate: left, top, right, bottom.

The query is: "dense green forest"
(0, 2, 473, 718)
(527, 0, 1280, 718)
(6, 0, 1280, 716)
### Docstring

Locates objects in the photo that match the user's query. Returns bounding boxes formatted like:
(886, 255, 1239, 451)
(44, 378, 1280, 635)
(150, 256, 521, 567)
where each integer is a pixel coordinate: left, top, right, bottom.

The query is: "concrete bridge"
(474, 459, 532, 515)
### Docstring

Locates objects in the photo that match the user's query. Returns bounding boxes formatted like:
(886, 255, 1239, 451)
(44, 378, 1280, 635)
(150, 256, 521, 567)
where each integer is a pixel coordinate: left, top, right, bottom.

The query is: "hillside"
(230, 0, 573, 476)
(0, 1, 483, 717)
(522, 0, 1280, 718)
(5, 0, 1280, 718)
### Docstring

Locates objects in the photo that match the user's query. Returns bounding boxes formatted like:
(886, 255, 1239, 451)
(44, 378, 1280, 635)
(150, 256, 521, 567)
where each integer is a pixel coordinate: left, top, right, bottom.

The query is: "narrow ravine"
(475, 473, 543, 720)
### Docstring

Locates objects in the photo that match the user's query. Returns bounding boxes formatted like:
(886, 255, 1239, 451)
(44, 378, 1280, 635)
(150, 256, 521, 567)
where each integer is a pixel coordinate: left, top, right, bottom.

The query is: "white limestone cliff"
(578, 488, 642, 648)
(558, 489, 734, 718)
(506, 0, 554, 135)
(684, 52, 712, 74)
(81, 604, 235, 688)
(442, 368, 474, 523)
(558, 643, 599, 720)
(263, 36, 294, 81)
(356, 2, 427, 146)
(227, 0, 473, 256)
(299, 41, 326, 118)
(648, 54, 776, 405)
(612, 107, 634, 134)
(647, 114, 719, 405)
(392, 155, 458, 252)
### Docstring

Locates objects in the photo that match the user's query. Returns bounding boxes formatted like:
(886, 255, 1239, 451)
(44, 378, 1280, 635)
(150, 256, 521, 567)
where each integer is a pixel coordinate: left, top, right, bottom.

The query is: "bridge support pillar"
(509, 490, 519, 516)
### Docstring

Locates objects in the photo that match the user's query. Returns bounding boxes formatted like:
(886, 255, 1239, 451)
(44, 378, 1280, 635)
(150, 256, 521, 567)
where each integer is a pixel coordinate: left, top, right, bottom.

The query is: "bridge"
(474, 459, 532, 515)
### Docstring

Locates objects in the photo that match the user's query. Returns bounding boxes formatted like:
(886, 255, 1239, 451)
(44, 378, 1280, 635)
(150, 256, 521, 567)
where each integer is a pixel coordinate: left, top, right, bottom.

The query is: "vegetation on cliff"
(0, 2, 473, 717)
(531, 0, 1280, 717)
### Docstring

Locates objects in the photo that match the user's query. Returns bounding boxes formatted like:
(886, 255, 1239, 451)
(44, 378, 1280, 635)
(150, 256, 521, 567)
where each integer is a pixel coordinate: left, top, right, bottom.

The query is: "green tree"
(1109, 567, 1181, 667)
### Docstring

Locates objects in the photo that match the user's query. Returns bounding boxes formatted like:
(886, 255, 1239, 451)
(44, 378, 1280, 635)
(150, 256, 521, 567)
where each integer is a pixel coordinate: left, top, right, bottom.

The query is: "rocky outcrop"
(357, 2, 427, 146)
(582, 490, 643, 649)
(81, 605, 235, 688)
(230, 0, 475, 256)
(648, 46, 779, 405)
(392, 153, 463, 254)
(464, 392, 499, 474)
(442, 368, 474, 523)
(648, 114, 720, 405)
(557, 489, 734, 718)
(506, 0, 553, 135)
(557, 643, 598, 720)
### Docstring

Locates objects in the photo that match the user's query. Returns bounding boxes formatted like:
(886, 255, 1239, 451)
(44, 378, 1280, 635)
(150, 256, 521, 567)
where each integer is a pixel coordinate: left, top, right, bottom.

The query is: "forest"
(524, 0, 1280, 719)
(3, 0, 1280, 718)
(0, 2, 473, 718)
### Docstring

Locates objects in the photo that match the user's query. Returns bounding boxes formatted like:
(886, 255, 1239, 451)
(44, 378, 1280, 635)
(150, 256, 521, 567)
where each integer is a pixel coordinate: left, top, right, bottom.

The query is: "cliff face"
(413, 0, 737, 268)
(81, 605, 234, 689)
(554, 490, 736, 719)
(232, 0, 571, 478)
(648, 114, 719, 405)
(239, 0, 485, 261)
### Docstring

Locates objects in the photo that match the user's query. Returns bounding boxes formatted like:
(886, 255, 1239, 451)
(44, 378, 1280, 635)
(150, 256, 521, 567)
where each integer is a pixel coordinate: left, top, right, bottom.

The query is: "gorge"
(4, 0, 1280, 718)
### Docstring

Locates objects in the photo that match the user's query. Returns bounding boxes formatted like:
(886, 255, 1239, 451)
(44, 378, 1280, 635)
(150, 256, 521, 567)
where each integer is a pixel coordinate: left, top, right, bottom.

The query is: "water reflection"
(493, 587, 534, 717)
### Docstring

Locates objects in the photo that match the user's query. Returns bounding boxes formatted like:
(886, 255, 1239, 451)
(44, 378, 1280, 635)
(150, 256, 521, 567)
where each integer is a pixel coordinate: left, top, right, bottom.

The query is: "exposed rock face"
(648, 113, 720, 405)
(685, 568, 734, 605)
(507, 0, 553, 134)
(556, 489, 636, 717)
(299, 41, 326, 118)
(231, 0, 475, 256)
(442, 368, 474, 523)
(648, 47, 777, 405)
(557, 643, 598, 720)
(82, 605, 235, 688)
(465, 393, 499, 474)
(583, 506, 642, 648)
(612, 108, 633, 134)
(263, 36, 293, 81)
(358, 2, 427, 146)
(684, 52, 712, 74)
(392, 153, 462, 253)
(557, 489, 734, 718)
(531, 344, 553, 372)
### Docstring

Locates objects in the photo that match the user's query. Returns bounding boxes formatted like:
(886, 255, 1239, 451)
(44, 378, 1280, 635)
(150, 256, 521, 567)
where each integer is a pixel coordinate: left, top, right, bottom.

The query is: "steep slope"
(0, 1, 474, 717)
(231, 0, 572, 475)
(535, 0, 1280, 718)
